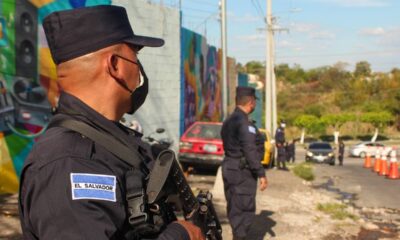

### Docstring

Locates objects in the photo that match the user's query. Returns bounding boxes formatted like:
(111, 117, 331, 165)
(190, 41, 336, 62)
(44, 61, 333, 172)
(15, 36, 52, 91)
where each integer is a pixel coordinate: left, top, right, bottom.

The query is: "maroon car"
(178, 122, 224, 171)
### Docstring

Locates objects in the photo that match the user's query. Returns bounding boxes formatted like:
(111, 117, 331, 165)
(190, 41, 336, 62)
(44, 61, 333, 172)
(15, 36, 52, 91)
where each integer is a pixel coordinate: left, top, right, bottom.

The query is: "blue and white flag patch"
(248, 126, 256, 134)
(71, 173, 116, 202)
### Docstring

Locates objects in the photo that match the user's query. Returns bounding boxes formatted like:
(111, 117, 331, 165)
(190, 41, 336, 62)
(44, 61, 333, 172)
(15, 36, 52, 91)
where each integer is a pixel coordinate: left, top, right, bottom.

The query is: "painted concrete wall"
(180, 27, 223, 134)
(114, 0, 181, 152)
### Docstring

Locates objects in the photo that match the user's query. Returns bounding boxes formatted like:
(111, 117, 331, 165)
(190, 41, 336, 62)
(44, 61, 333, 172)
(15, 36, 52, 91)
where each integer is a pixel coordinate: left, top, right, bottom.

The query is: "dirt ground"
(210, 167, 400, 240)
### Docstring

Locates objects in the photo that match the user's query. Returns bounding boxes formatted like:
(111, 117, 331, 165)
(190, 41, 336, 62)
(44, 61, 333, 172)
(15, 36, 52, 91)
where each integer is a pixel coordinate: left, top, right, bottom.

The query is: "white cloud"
(379, 27, 400, 47)
(310, 30, 336, 40)
(359, 27, 386, 36)
(235, 33, 264, 42)
(313, 0, 390, 7)
(289, 22, 318, 33)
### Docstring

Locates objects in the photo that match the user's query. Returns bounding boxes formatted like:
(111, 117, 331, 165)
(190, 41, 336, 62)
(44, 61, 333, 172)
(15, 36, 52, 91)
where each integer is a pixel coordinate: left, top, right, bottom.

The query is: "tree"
(360, 111, 394, 142)
(354, 61, 371, 77)
(244, 61, 265, 79)
(321, 113, 355, 144)
(293, 114, 321, 144)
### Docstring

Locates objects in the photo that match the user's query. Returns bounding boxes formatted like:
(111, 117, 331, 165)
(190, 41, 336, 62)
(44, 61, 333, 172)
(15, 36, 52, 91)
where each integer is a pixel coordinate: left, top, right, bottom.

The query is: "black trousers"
(277, 146, 287, 169)
(222, 161, 257, 238)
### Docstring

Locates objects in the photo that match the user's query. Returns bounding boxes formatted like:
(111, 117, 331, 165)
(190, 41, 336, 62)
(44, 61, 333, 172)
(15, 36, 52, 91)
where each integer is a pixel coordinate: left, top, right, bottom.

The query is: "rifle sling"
(49, 118, 142, 169)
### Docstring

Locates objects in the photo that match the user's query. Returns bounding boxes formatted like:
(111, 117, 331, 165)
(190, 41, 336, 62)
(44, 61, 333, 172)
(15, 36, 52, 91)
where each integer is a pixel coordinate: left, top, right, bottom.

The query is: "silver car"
(348, 142, 392, 158)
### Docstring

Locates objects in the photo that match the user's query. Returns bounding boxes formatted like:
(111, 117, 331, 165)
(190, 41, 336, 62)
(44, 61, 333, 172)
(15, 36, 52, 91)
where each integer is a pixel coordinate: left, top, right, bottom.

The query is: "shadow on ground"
(247, 210, 276, 240)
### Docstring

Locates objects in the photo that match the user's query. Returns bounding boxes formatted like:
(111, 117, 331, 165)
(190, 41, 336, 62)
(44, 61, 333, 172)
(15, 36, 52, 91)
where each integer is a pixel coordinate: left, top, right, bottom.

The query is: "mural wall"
(0, 0, 110, 194)
(180, 27, 223, 134)
(0, 0, 242, 193)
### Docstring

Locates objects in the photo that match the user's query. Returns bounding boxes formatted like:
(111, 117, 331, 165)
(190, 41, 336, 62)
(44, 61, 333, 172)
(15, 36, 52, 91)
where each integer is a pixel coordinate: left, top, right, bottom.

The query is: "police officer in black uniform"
(275, 120, 288, 170)
(221, 86, 268, 240)
(18, 5, 203, 240)
(338, 139, 345, 166)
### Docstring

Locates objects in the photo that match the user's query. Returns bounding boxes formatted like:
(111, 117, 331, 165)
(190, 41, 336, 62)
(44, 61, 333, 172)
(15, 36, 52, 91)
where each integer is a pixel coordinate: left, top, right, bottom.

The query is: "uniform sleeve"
(21, 156, 127, 240)
(238, 120, 266, 177)
(157, 223, 190, 240)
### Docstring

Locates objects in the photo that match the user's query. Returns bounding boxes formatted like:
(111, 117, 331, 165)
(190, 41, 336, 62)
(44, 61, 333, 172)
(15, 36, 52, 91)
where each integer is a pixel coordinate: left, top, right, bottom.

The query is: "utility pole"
(265, 0, 288, 135)
(271, 17, 277, 134)
(220, 0, 228, 119)
(265, 0, 273, 134)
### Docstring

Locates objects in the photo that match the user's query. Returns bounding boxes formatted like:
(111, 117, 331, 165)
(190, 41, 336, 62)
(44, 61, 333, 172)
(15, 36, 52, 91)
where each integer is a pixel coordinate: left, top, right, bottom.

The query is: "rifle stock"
(146, 150, 222, 240)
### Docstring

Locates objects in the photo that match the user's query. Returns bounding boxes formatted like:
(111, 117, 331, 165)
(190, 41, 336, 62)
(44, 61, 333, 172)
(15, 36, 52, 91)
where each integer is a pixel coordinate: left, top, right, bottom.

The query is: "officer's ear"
(107, 54, 122, 80)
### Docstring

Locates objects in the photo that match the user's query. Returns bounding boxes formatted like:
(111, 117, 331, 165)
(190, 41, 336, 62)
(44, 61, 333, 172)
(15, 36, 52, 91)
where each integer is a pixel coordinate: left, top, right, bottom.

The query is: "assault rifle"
(143, 150, 222, 240)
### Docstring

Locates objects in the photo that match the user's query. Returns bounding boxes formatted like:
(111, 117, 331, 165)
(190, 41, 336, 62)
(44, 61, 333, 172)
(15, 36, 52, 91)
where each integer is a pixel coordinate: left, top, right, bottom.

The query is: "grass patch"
(317, 203, 358, 221)
(292, 162, 315, 181)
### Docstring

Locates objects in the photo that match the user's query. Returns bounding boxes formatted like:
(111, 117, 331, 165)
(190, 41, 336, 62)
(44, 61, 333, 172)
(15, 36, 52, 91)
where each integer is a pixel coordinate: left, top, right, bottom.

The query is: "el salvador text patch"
(248, 126, 256, 134)
(70, 173, 116, 202)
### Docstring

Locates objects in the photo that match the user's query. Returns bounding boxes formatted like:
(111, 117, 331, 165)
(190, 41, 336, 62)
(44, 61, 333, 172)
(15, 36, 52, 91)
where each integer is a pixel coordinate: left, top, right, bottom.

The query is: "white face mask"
(281, 123, 286, 128)
(137, 71, 144, 89)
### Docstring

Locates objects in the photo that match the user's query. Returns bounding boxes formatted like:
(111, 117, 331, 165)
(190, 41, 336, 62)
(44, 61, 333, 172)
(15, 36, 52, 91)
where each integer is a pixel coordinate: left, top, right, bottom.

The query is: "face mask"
(127, 60, 148, 114)
(281, 123, 286, 128)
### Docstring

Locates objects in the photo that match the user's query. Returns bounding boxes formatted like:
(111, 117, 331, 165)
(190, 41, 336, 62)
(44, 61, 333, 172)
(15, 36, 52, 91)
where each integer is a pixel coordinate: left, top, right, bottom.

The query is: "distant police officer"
(338, 139, 345, 166)
(275, 120, 288, 170)
(221, 86, 268, 240)
(18, 5, 203, 240)
(287, 139, 296, 163)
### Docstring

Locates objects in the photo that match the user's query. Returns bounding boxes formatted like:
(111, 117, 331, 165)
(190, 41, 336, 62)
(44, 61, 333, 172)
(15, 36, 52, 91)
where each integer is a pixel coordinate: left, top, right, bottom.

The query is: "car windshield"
(186, 123, 222, 139)
(309, 143, 332, 150)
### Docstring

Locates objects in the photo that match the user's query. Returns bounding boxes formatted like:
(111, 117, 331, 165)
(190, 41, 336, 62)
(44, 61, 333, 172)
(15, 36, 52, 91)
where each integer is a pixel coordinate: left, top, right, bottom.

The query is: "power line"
(182, 6, 217, 14)
(251, 0, 266, 22)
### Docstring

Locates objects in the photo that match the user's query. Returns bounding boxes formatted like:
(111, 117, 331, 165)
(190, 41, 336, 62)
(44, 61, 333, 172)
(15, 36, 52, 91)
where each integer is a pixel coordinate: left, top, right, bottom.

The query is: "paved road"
(295, 147, 400, 209)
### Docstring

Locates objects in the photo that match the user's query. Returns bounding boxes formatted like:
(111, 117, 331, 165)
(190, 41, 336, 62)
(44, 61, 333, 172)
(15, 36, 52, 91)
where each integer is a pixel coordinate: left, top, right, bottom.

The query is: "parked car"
(305, 142, 335, 165)
(178, 122, 273, 171)
(348, 142, 392, 158)
(178, 122, 223, 170)
(259, 129, 275, 167)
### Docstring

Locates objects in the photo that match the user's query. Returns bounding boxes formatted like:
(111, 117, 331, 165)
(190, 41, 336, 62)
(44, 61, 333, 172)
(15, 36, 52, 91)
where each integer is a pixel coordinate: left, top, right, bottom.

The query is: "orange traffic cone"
(379, 148, 389, 176)
(364, 148, 372, 168)
(387, 148, 399, 180)
(373, 148, 381, 173)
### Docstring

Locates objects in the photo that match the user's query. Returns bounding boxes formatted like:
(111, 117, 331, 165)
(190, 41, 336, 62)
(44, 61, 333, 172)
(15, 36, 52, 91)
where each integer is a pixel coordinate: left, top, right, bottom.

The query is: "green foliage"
(292, 162, 315, 181)
(244, 61, 265, 78)
(242, 59, 400, 134)
(276, 63, 307, 84)
(304, 105, 325, 118)
(360, 111, 394, 129)
(293, 115, 325, 134)
(354, 61, 372, 77)
(320, 113, 356, 129)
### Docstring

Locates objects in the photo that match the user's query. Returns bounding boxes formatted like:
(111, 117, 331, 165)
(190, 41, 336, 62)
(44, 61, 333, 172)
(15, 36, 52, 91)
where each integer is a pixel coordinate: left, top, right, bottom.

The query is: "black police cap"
(236, 86, 258, 99)
(43, 5, 165, 64)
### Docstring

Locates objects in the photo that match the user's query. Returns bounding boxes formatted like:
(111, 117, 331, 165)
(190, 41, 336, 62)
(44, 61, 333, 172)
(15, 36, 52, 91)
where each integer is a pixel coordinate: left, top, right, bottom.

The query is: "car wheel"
(359, 152, 366, 158)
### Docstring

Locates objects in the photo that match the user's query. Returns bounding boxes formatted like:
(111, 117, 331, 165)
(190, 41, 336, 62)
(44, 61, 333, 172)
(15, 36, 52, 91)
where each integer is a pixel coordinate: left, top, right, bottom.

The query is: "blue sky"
(161, 0, 400, 72)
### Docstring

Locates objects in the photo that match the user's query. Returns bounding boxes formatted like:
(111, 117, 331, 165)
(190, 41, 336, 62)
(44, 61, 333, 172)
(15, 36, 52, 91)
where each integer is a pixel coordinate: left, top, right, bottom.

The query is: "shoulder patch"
(70, 173, 116, 202)
(248, 126, 256, 134)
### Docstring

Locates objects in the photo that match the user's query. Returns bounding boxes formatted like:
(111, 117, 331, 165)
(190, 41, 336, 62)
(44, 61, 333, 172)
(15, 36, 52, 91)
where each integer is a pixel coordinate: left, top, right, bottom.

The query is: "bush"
(319, 135, 334, 142)
(356, 135, 389, 141)
(339, 135, 354, 141)
(317, 203, 358, 221)
(292, 162, 315, 181)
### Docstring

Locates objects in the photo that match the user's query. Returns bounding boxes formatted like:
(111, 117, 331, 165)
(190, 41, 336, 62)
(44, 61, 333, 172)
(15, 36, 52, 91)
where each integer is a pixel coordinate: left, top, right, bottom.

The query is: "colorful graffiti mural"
(0, 0, 110, 193)
(180, 27, 223, 134)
